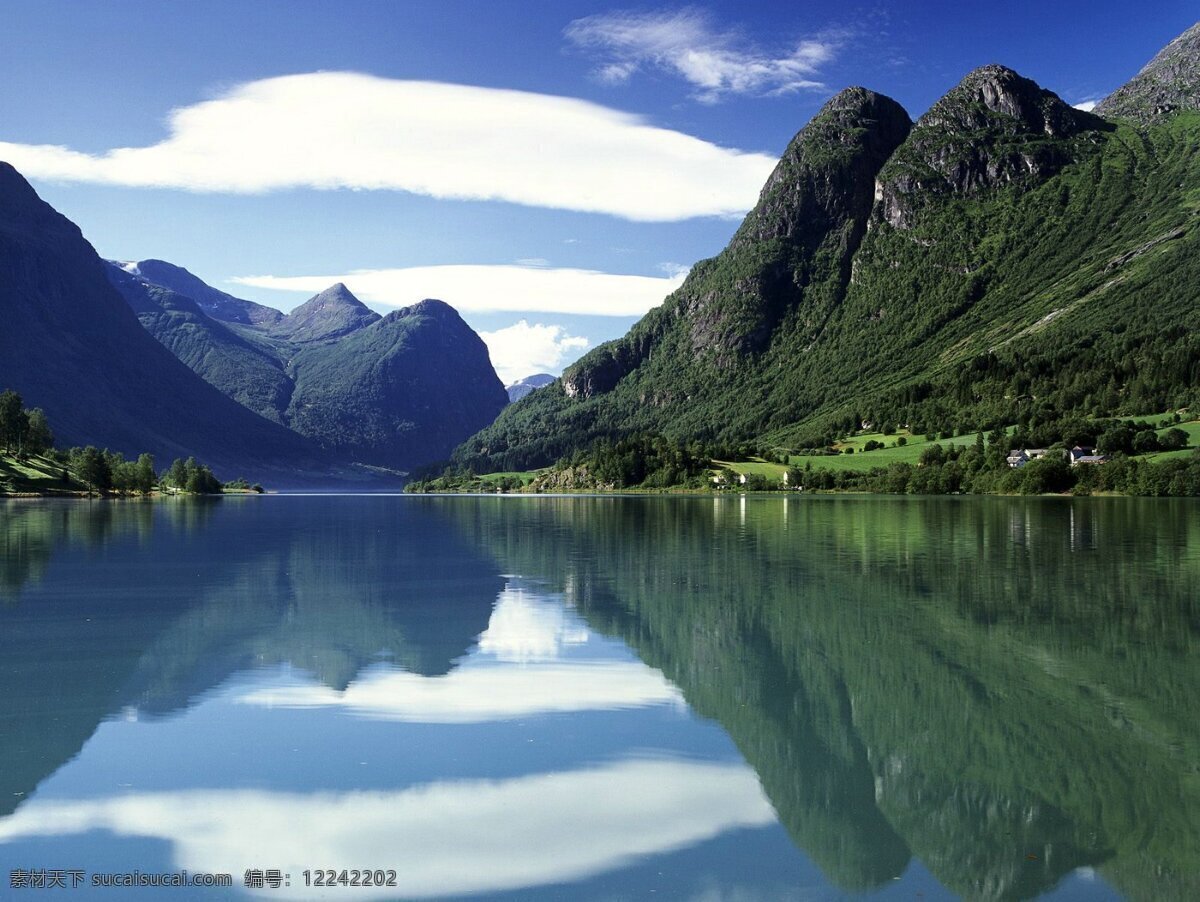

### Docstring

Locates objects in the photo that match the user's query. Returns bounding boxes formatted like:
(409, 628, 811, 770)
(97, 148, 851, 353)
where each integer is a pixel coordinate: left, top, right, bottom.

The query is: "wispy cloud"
(565, 8, 838, 102)
(0, 72, 775, 221)
(479, 321, 590, 384)
(232, 263, 686, 317)
(1072, 99, 1099, 112)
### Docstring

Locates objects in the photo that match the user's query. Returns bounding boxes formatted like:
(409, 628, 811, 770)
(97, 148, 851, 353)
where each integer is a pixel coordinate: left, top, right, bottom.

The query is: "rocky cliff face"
(875, 65, 1107, 229)
(1098, 21, 1200, 122)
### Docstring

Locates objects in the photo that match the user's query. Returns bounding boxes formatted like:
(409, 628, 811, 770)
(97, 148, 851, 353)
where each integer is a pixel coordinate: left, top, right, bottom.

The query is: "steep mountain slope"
(454, 86, 913, 469)
(106, 263, 294, 423)
(0, 163, 326, 478)
(455, 30, 1200, 473)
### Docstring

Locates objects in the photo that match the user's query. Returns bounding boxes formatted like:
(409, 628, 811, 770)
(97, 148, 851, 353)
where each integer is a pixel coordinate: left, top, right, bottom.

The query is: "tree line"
(1, 389, 256, 496)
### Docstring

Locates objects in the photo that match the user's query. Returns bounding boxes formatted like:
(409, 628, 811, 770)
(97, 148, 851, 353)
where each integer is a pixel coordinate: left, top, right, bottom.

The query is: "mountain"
(281, 299, 509, 467)
(118, 259, 284, 325)
(506, 373, 555, 403)
(268, 282, 380, 342)
(106, 263, 294, 423)
(1097, 21, 1200, 123)
(111, 264, 508, 469)
(454, 26, 1200, 473)
(0, 162, 327, 479)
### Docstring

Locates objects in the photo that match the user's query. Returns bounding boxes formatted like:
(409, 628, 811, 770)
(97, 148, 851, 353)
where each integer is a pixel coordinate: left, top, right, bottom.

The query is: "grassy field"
(776, 429, 994, 474)
(1143, 420, 1200, 462)
(0, 452, 77, 495)
(478, 469, 545, 486)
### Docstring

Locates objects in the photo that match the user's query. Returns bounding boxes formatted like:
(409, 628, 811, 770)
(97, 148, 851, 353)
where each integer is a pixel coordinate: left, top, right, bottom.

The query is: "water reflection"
(445, 495, 1200, 900)
(0, 495, 1196, 899)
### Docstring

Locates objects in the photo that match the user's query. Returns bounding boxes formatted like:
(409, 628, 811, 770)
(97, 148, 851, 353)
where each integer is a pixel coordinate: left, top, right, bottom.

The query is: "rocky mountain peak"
(274, 282, 380, 342)
(129, 258, 284, 326)
(875, 65, 1107, 229)
(1097, 21, 1200, 123)
(922, 64, 1097, 139)
(733, 87, 912, 247)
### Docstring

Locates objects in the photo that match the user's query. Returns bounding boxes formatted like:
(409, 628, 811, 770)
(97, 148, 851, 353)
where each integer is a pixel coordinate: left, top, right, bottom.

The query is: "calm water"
(0, 495, 1197, 900)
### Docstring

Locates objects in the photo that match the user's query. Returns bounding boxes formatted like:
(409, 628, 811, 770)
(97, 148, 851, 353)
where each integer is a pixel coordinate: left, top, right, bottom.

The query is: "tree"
(1132, 430, 1161, 455)
(166, 458, 189, 490)
(1098, 426, 1135, 456)
(25, 409, 53, 455)
(0, 390, 27, 454)
(75, 446, 113, 493)
(1160, 428, 1189, 451)
(132, 453, 156, 494)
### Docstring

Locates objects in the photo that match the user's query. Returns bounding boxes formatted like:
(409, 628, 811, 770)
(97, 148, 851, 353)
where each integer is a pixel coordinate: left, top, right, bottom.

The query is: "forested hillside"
(453, 25, 1200, 473)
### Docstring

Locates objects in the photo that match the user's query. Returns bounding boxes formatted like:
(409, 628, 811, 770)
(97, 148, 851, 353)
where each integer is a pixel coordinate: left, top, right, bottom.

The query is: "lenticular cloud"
(0, 72, 775, 221)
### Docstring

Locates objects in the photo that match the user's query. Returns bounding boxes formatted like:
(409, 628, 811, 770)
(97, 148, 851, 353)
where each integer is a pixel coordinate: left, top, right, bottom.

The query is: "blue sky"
(1, 1, 1195, 382)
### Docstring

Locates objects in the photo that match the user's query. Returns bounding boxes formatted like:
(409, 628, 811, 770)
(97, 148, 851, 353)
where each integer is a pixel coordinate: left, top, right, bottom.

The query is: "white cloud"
(658, 261, 692, 279)
(476, 584, 591, 662)
(0, 760, 775, 899)
(236, 657, 680, 723)
(1072, 99, 1099, 112)
(232, 263, 685, 317)
(0, 71, 775, 221)
(479, 321, 589, 383)
(565, 8, 837, 102)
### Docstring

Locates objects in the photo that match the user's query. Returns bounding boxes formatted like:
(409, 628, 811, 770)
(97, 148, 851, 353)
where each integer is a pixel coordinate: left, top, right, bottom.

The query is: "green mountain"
(0, 162, 328, 479)
(454, 26, 1200, 472)
(110, 264, 509, 469)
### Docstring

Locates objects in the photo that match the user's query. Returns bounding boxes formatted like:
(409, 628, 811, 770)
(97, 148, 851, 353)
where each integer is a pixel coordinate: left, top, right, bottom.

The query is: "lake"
(0, 495, 1197, 900)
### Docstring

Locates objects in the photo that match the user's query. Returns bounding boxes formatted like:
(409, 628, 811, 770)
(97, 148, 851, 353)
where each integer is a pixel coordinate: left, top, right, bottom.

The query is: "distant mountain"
(0, 163, 327, 479)
(506, 373, 556, 403)
(454, 24, 1200, 472)
(268, 282, 380, 343)
(281, 298, 509, 467)
(112, 265, 508, 469)
(106, 264, 294, 424)
(116, 259, 284, 326)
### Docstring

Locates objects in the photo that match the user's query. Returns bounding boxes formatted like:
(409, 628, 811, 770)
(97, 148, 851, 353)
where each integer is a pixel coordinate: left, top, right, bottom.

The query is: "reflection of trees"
(0, 499, 162, 603)
(448, 496, 1200, 900)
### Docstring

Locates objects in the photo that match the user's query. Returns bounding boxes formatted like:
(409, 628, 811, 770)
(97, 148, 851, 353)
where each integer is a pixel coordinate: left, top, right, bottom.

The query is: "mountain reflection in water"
(0, 495, 1196, 900)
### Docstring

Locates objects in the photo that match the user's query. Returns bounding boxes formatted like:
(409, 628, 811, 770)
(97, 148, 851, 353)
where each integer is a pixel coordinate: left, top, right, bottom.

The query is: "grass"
(0, 452, 78, 495)
(478, 469, 545, 487)
(786, 430, 994, 473)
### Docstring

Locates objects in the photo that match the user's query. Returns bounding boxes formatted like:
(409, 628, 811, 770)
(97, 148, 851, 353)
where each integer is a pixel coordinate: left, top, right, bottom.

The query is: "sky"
(1, 1, 1195, 383)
